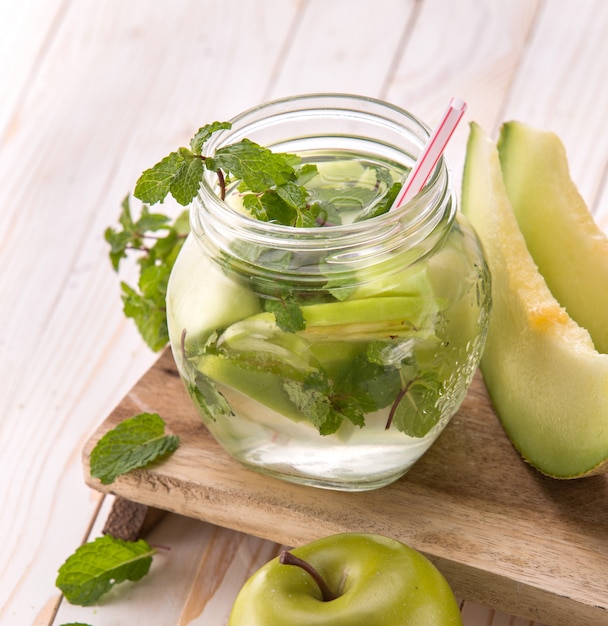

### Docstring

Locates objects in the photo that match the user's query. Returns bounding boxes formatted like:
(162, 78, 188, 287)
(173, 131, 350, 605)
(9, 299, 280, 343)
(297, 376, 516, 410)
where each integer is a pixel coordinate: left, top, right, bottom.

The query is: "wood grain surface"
(3, 0, 608, 624)
(82, 350, 608, 626)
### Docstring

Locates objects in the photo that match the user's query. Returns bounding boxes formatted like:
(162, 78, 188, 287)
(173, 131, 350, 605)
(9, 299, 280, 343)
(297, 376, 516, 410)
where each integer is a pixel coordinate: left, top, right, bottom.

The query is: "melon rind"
(461, 122, 608, 478)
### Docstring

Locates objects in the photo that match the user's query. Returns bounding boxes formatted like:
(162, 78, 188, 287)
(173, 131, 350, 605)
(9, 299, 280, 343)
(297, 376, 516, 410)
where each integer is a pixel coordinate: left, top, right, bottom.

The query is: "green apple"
(461, 122, 608, 477)
(228, 533, 462, 625)
(166, 234, 262, 346)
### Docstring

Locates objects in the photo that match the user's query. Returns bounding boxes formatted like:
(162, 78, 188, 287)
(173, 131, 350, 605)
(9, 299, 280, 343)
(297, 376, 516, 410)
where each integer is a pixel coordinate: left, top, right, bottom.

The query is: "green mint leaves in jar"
(133, 121, 400, 227)
(135, 95, 490, 491)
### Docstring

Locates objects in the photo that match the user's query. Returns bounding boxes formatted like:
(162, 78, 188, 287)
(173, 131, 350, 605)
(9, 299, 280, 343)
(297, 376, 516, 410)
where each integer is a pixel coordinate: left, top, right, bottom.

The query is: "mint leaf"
(210, 139, 296, 192)
(242, 180, 324, 228)
(139, 264, 170, 299)
(294, 163, 319, 186)
(242, 192, 270, 221)
(107, 197, 188, 352)
(296, 202, 328, 228)
(56, 535, 155, 606)
(276, 181, 308, 210)
(190, 121, 232, 154)
(264, 296, 305, 333)
(389, 372, 443, 437)
(105, 196, 141, 271)
(328, 394, 366, 429)
(283, 379, 342, 435)
(243, 190, 295, 225)
(134, 151, 185, 204)
(105, 227, 132, 272)
(322, 271, 358, 301)
(90, 413, 179, 485)
(170, 147, 205, 205)
(187, 374, 233, 423)
(339, 352, 402, 410)
(283, 372, 369, 435)
(134, 209, 171, 233)
(354, 181, 401, 221)
(135, 123, 232, 206)
(135, 125, 302, 208)
(121, 282, 169, 352)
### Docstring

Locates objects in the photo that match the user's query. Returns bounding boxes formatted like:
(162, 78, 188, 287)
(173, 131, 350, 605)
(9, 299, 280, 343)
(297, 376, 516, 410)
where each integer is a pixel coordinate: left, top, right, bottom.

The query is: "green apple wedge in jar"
(163, 95, 491, 491)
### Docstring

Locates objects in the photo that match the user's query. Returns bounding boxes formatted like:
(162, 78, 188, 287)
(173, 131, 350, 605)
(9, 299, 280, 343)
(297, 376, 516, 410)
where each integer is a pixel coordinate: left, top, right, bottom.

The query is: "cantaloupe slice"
(498, 121, 608, 353)
(461, 122, 608, 478)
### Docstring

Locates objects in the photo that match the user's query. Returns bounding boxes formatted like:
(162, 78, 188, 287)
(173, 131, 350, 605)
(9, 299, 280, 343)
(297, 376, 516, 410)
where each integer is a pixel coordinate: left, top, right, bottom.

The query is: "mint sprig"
(109, 121, 404, 351)
(134, 121, 231, 205)
(90, 413, 179, 485)
(132, 122, 325, 228)
(105, 196, 189, 351)
(208, 138, 296, 192)
(56, 535, 155, 606)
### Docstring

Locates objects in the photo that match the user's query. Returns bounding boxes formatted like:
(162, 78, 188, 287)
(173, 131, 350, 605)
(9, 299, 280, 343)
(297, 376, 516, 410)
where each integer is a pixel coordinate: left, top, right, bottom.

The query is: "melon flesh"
(461, 122, 608, 478)
(498, 121, 608, 353)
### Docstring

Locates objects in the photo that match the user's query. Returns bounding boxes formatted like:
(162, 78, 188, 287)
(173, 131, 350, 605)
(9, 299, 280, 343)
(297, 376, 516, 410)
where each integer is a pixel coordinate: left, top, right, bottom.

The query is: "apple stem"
(279, 550, 338, 602)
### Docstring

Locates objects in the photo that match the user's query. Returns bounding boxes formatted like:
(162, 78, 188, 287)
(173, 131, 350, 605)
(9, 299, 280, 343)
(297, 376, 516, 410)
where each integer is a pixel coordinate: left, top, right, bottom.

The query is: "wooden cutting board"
(83, 349, 608, 626)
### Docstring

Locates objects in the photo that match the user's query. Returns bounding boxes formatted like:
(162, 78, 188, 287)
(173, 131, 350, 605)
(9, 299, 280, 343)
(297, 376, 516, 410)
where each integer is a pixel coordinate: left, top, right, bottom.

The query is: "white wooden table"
(2, 1, 607, 624)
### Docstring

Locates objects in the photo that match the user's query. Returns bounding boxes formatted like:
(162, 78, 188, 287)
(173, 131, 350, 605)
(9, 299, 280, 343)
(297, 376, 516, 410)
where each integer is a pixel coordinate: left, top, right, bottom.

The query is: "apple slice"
(498, 121, 608, 353)
(461, 122, 608, 478)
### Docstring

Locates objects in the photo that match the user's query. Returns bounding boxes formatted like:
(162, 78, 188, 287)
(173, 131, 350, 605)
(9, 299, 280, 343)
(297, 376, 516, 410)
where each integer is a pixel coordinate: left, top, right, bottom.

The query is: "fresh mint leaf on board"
(56, 535, 155, 606)
(90, 413, 179, 485)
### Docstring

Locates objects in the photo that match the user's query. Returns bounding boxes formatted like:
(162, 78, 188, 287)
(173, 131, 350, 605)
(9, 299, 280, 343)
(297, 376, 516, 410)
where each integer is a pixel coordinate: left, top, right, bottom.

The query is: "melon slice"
(461, 122, 608, 478)
(498, 121, 608, 353)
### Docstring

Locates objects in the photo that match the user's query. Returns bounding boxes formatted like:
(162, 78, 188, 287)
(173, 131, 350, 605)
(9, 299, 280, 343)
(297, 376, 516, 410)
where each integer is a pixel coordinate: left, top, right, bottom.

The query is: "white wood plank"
(383, 0, 541, 192)
(0, 1, 301, 623)
(266, 0, 417, 99)
(593, 172, 608, 233)
(0, 0, 68, 138)
(500, 0, 608, 209)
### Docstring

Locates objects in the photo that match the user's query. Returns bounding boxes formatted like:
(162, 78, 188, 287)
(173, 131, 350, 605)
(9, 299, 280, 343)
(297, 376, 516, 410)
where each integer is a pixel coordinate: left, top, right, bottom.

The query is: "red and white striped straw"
(391, 97, 468, 210)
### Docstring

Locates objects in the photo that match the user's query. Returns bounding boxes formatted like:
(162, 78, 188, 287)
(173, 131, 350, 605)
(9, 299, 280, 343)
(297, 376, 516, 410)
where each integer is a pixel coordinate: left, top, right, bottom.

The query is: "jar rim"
(191, 93, 456, 264)
(194, 93, 454, 247)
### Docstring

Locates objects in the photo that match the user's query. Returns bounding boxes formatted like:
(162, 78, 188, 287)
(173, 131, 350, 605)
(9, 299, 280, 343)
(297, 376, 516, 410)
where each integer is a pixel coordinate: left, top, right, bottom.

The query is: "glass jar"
(166, 94, 491, 491)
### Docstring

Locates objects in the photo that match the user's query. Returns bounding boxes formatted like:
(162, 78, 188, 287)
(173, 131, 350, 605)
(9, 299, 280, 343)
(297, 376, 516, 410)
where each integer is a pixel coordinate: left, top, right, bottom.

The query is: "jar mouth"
(201, 95, 449, 226)
(192, 93, 455, 278)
